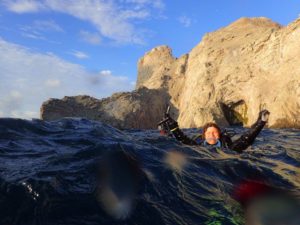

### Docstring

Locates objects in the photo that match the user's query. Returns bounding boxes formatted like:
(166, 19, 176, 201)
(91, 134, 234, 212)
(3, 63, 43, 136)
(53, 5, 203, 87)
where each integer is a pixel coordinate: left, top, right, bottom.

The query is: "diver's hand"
(165, 116, 178, 130)
(158, 113, 179, 130)
(258, 110, 270, 122)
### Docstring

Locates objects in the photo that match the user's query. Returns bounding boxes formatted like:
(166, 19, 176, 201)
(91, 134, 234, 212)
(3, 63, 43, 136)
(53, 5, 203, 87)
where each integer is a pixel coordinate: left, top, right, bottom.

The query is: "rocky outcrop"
(40, 88, 171, 129)
(136, 17, 300, 128)
(41, 17, 300, 129)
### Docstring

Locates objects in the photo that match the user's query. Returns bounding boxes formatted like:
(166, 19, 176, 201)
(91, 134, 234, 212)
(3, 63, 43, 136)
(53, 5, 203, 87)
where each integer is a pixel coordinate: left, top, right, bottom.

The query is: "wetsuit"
(169, 120, 267, 153)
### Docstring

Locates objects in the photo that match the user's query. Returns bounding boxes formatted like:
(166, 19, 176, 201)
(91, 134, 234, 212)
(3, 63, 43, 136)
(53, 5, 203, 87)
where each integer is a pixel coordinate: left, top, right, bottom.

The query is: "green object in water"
(205, 210, 223, 225)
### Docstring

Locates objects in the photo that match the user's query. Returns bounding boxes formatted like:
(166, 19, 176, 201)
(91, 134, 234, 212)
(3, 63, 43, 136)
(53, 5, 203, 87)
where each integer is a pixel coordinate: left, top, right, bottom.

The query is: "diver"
(158, 108, 270, 152)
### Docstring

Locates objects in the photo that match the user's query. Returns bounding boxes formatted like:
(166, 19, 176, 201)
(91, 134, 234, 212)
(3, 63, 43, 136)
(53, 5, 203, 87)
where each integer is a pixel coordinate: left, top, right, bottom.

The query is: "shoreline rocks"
(41, 17, 300, 129)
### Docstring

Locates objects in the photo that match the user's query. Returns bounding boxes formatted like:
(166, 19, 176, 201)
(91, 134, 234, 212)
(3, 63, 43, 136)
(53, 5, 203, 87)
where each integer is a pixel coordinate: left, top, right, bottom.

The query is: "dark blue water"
(0, 118, 299, 225)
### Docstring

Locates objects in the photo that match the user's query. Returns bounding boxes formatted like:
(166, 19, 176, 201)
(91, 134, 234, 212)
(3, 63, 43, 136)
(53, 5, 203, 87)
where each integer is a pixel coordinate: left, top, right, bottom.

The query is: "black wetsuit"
(170, 120, 267, 152)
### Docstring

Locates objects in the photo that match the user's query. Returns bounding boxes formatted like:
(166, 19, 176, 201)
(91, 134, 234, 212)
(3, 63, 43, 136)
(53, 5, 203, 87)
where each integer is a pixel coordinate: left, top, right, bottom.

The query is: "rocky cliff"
(40, 88, 171, 129)
(41, 17, 300, 129)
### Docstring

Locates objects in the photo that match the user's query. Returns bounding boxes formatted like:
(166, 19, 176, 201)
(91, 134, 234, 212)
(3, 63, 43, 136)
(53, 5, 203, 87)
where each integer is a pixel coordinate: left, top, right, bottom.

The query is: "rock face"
(41, 17, 300, 129)
(136, 17, 300, 128)
(40, 88, 171, 129)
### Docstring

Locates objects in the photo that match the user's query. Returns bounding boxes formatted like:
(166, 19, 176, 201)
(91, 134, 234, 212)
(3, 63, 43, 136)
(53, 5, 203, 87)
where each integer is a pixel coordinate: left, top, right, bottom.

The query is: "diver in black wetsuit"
(159, 110, 270, 152)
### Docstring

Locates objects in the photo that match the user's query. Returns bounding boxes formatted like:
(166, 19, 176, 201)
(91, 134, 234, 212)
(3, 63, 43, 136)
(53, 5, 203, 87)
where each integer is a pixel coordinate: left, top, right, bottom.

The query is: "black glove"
(165, 116, 178, 130)
(257, 110, 270, 122)
(158, 114, 178, 130)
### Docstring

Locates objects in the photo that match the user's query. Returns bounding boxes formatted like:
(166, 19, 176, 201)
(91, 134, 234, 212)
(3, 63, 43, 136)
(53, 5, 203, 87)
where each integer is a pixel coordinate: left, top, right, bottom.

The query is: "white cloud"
(19, 20, 63, 42)
(123, 0, 164, 10)
(79, 30, 102, 45)
(0, 90, 24, 117)
(10, 90, 22, 99)
(3, 0, 44, 13)
(24, 111, 39, 118)
(21, 31, 46, 40)
(88, 71, 133, 89)
(100, 70, 112, 75)
(178, 16, 192, 28)
(45, 79, 61, 87)
(119, 9, 149, 20)
(20, 20, 63, 33)
(3, 0, 165, 44)
(32, 20, 64, 32)
(10, 110, 39, 119)
(0, 38, 135, 119)
(70, 50, 89, 59)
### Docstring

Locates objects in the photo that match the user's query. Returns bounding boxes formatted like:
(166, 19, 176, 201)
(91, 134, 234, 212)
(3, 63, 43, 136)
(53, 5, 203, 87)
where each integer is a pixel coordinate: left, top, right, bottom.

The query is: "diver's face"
(204, 127, 220, 145)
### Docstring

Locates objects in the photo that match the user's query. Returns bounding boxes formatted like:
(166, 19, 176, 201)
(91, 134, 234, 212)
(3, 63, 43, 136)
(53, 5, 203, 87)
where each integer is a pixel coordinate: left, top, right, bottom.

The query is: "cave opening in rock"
(221, 100, 248, 126)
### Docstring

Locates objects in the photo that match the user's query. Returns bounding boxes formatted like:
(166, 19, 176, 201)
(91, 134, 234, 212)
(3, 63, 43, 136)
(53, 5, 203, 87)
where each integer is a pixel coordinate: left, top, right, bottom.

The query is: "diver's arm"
(229, 121, 266, 152)
(165, 117, 200, 145)
(229, 110, 270, 152)
(221, 131, 233, 149)
(170, 126, 200, 145)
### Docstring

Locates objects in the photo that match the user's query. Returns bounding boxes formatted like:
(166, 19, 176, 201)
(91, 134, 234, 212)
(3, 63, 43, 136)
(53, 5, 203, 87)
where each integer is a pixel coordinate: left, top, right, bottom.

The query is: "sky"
(0, 0, 300, 119)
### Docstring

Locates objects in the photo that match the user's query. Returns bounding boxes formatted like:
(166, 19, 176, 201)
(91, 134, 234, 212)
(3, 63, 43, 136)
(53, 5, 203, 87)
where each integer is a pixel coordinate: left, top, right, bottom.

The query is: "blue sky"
(0, 0, 299, 118)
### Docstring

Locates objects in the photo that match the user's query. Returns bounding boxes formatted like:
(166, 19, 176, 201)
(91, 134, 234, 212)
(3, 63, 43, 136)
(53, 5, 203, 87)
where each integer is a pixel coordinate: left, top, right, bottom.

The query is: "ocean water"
(0, 118, 299, 225)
